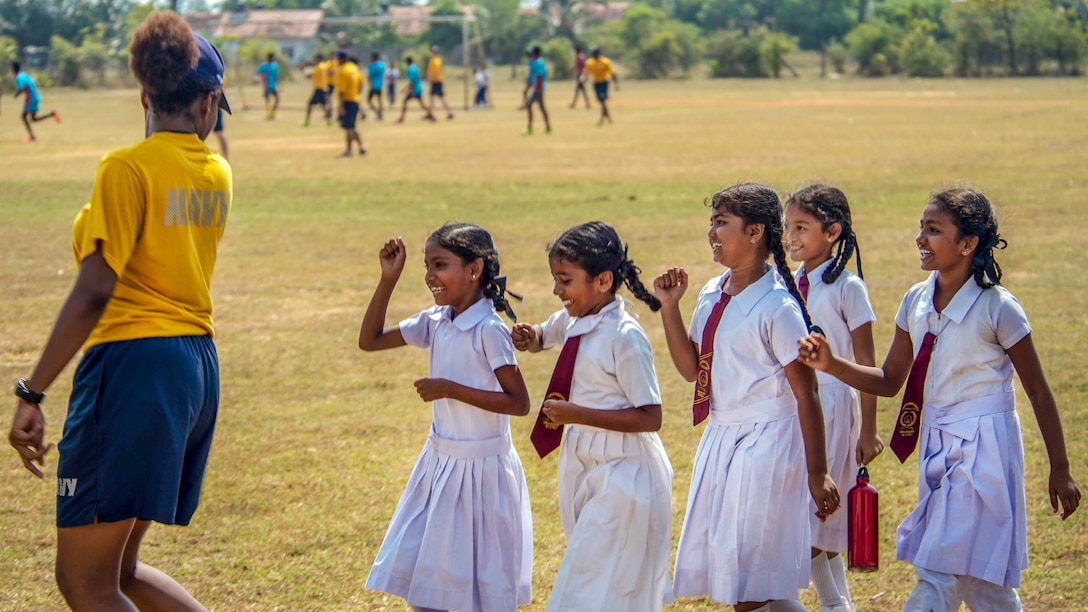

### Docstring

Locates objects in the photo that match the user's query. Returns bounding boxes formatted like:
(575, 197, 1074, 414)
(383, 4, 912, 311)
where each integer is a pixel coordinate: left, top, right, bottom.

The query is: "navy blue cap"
(193, 33, 231, 114)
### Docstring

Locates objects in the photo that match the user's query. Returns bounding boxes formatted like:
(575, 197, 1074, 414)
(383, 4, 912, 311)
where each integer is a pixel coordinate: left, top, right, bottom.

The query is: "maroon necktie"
(798, 272, 809, 302)
(530, 335, 582, 458)
(890, 332, 936, 463)
(692, 292, 731, 426)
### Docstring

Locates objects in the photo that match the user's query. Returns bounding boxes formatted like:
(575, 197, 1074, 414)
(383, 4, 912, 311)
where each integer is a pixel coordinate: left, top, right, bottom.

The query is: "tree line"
(1, 0, 1086, 88)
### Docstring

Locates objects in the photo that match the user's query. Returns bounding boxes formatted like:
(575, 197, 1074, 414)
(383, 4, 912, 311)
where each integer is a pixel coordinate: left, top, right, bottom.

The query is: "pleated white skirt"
(366, 431, 533, 611)
(810, 382, 860, 553)
(546, 424, 675, 612)
(673, 413, 810, 604)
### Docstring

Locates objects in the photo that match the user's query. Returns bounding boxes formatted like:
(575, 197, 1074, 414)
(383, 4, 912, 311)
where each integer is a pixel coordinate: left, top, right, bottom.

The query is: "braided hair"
(548, 221, 661, 312)
(428, 223, 522, 321)
(709, 183, 817, 331)
(929, 186, 1006, 288)
(784, 183, 863, 284)
(129, 12, 219, 115)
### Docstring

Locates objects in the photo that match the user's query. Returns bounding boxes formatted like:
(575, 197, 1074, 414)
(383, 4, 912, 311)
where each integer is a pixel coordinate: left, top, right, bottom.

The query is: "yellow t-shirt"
(337, 62, 362, 102)
(583, 57, 615, 83)
(324, 60, 337, 85)
(72, 132, 232, 351)
(311, 61, 329, 90)
(427, 56, 443, 82)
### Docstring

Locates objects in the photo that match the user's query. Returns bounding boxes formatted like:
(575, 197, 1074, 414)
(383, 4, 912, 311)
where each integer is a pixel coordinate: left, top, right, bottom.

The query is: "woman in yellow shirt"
(8, 12, 231, 610)
(582, 46, 621, 126)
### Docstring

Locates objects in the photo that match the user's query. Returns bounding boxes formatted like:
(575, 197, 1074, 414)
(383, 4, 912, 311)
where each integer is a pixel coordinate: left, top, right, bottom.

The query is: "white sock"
(828, 553, 854, 607)
(768, 600, 808, 612)
(811, 552, 844, 606)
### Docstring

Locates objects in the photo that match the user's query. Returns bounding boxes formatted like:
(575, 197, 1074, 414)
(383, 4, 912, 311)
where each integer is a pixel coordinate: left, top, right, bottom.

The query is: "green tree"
(945, 0, 997, 76)
(845, 17, 902, 74)
(897, 18, 951, 76)
(760, 28, 798, 77)
(1016, 0, 1053, 74)
(1051, 8, 1087, 75)
(421, 0, 465, 51)
(978, 0, 1027, 74)
(50, 34, 80, 86)
(706, 28, 766, 76)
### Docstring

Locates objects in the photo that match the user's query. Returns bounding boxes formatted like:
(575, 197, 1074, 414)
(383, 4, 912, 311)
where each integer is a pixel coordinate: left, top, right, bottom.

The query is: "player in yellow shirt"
(8, 12, 231, 609)
(336, 51, 366, 156)
(582, 46, 620, 126)
(300, 52, 332, 127)
(427, 45, 454, 120)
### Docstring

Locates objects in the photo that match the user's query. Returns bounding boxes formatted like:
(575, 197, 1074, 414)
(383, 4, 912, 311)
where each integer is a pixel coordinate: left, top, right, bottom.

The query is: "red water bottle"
(848, 466, 879, 572)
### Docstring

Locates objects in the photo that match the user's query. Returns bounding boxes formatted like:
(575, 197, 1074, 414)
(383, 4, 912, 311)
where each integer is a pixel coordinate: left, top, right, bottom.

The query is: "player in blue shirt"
(395, 57, 435, 123)
(366, 53, 386, 121)
(521, 47, 550, 135)
(255, 53, 280, 119)
(12, 62, 59, 142)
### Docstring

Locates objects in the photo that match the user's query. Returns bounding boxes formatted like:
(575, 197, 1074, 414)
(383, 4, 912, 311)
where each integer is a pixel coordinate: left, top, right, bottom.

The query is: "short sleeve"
(539, 309, 569, 351)
(399, 308, 438, 349)
(840, 275, 877, 331)
(994, 289, 1031, 350)
(613, 323, 662, 407)
(895, 287, 916, 332)
(768, 299, 809, 367)
(74, 155, 146, 276)
(480, 319, 518, 372)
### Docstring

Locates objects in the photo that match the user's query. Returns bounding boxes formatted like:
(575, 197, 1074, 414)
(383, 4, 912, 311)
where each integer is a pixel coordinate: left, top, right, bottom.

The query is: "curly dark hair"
(929, 185, 1006, 288)
(548, 221, 661, 312)
(128, 12, 217, 115)
(429, 223, 520, 321)
(784, 183, 863, 284)
(708, 182, 815, 330)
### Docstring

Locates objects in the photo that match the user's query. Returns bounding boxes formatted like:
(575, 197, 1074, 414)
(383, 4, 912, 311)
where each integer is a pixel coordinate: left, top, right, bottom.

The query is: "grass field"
(1, 73, 1087, 611)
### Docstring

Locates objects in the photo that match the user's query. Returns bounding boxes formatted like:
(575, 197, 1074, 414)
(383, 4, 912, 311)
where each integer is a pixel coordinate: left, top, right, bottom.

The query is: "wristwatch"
(14, 378, 45, 405)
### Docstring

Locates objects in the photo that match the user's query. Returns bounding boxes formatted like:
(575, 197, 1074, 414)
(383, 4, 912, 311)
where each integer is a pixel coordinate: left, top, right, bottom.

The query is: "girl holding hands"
(656, 183, 839, 612)
(798, 186, 1080, 610)
(359, 223, 533, 612)
(784, 184, 881, 612)
(511, 221, 674, 612)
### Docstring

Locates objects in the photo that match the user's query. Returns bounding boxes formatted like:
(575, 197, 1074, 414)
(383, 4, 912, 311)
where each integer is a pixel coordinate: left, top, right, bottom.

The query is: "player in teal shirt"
(521, 47, 550, 135)
(12, 62, 59, 142)
(255, 53, 280, 119)
(395, 57, 434, 123)
(367, 53, 386, 120)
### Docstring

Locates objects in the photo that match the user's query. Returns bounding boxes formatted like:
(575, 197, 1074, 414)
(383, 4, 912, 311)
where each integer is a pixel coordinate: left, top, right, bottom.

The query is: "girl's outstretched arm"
(654, 267, 698, 381)
(413, 364, 532, 416)
(542, 400, 662, 433)
(850, 322, 885, 466)
(799, 326, 914, 397)
(358, 237, 408, 351)
(511, 323, 544, 352)
(1006, 333, 1082, 519)
(784, 360, 840, 517)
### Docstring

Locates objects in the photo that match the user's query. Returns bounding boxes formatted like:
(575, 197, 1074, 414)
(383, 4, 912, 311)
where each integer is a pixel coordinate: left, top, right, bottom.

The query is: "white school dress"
(797, 260, 876, 553)
(365, 298, 533, 612)
(540, 299, 675, 612)
(894, 273, 1031, 589)
(673, 267, 812, 605)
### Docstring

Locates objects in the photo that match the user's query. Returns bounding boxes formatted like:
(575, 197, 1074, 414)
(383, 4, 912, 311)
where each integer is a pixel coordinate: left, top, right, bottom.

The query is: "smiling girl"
(799, 186, 1080, 611)
(511, 221, 674, 611)
(784, 184, 880, 612)
(655, 183, 839, 612)
(359, 223, 533, 612)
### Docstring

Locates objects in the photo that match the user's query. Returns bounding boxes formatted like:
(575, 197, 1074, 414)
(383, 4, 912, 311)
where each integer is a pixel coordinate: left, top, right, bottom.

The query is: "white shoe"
(819, 598, 853, 612)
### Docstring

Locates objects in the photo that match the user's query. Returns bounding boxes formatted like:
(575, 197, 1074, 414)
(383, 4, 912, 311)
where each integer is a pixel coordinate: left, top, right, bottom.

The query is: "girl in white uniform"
(655, 183, 840, 612)
(799, 186, 1081, 611)
(784, 184, 882, 612)
(511, 221, 674, 612)
(359, 223, 533, 612)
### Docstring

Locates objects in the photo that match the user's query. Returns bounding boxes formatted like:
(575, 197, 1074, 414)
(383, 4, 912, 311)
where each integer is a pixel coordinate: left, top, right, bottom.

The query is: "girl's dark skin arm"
(414, 364, 532, 416)
(9, 250, 116, 477)
(784, 360, 840, 516)
(358, 237, 408, 351)
(653, 266, 699, 382)
(799, 326, 914, 397)
(541, 400, 662, 433)
(1005, 334, 1081, 519)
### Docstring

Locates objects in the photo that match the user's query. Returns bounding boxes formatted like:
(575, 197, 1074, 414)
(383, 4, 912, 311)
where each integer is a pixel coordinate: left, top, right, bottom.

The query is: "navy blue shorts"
(56, 336, 219, 528)
(309, 89, 328, 106)
(594, 81, 609, 101)
(341, 101, 359, 129)
(214, 109, 224, 133)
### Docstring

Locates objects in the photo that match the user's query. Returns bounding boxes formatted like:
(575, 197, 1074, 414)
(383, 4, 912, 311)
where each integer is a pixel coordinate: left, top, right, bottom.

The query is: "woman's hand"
(1050, 469, 1082, 520)
(9, 400, 52, 478)
(378, 237, 406, 282)
(653, 266, 688, 307)
(511, 323, 539, 352)
(541, 398, 581, 426)
(798, 331, 835, 372)
(809, 473, 840, 521)
(413, 377, 451, 402)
